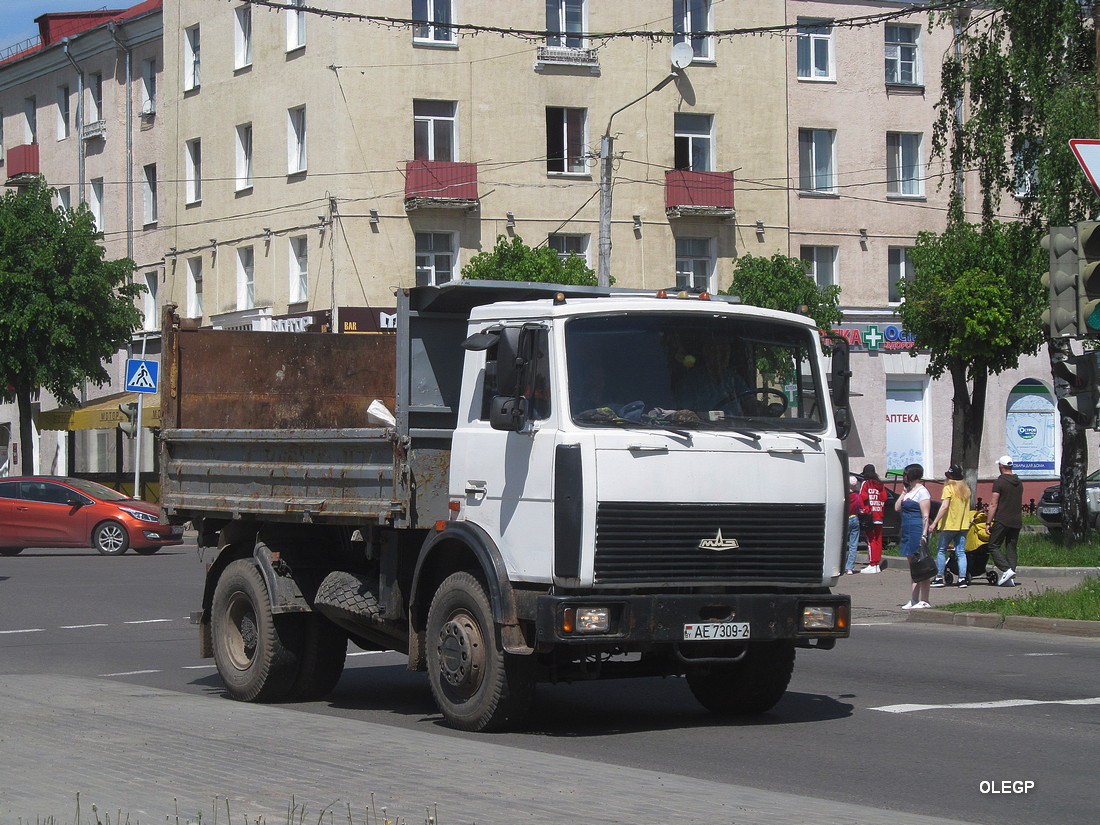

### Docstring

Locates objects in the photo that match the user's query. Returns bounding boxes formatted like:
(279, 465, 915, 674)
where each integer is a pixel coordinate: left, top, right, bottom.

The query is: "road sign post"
(124, 359, 159, 500)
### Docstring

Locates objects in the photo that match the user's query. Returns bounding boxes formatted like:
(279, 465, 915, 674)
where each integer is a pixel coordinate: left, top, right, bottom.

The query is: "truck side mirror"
(493, 327, 526, 395)
(490, 395, 528, 431)
(828, 335, 852, 439)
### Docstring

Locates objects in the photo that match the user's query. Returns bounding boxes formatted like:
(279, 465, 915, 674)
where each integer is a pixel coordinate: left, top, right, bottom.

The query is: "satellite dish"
(671, 41, 694, 70)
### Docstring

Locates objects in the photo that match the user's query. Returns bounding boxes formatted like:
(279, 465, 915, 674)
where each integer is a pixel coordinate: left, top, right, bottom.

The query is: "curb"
(906, 608, 1100, 637)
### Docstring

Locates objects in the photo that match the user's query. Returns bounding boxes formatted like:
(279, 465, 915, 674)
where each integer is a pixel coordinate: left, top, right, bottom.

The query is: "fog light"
(802, 606, 836, 630)
(563, 606, 610, 634)
(143, 530, 161, 540)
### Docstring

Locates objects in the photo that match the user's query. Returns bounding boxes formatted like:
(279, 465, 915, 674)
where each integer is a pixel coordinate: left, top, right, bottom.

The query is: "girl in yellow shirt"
(927, 464, 972, 588)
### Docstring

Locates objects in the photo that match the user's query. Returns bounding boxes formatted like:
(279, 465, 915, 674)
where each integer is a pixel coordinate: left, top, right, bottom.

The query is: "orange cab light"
(562, 607, 575, 633)
(656, 289, 669, 298)
(698, 291, 711, 300)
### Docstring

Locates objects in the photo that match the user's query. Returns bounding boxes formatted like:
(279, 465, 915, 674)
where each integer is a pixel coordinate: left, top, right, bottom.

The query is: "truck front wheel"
(211, 559, 300, 702)
(426, 572, 534, 732)
(685, 641, 796, 716)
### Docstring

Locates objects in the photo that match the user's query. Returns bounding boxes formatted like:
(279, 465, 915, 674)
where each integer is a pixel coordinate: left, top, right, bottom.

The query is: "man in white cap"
(986, 455, 1023, 586)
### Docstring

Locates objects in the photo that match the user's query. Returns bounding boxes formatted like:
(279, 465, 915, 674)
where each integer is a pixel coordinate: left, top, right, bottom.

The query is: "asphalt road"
(2, 539, 1097, 825)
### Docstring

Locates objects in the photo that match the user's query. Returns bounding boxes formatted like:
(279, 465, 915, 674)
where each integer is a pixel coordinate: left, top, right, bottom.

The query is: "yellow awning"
(38, 391, 161, 431)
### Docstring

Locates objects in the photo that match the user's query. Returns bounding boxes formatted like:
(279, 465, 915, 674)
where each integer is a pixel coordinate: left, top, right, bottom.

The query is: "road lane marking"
(347, 650, 390, 657)
(99, 669, 161, 677)
(0, 628, 45, 634)
(60, 624, 109, 629)
(181, 665, 217, 670)
(872, 697, 1100, 713)
(123, 619, 174, 624)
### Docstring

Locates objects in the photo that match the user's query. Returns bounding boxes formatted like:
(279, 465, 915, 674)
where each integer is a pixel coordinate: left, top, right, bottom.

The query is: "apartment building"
(0, 1, 163, 481)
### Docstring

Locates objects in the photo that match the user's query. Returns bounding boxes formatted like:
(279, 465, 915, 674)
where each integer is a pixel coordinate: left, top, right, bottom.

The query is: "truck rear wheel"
(426, 572, 534, 732)
(211, 559, 300, 702)
(686, 641, 796, 716)
(286, 614, 348, 701)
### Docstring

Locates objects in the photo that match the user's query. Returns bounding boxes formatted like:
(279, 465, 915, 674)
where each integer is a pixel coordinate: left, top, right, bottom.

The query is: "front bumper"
(535, 592, 850, 645)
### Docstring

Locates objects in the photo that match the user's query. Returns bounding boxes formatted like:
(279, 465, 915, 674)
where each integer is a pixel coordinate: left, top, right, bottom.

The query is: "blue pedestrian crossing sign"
(125, 359, 159, 394)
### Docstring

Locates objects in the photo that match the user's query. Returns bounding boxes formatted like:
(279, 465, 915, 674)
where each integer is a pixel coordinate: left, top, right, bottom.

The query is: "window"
(143, 271, 159, 331)
(235, 123, 253, 190)
(546, 107, 586, 174)
(57, 186, 71, 210)
(546, 0, 585, 49)
(673, 0, 712, 62)
(413, 100, 457, 161)
(237, 246, 255, 310)
(56, 85, 69, 140)
(549, 233, 589, 265)
(89, 178, 104, 230)
(413, 0, 454, 44)
(415, 232, 454, 285)
(287, 0, 306, 51)
(798, 128, 836, 194)
(185, 138, 202, 203)
(234, 5, 253, 69)
(142, 163, 157, 225)
(183, 25, 200, 91)
(289, 236, 308, 303)
(481, 327, 551, 421)
(24, 96, 37, 143)
(87, 73, 103, 123)
(885, 24, 920, 85)
(287, 106, 306, 174)
(800, 246, 837, 289)
(674, 113, 713, 171)
(887, 132, 923, 197)
(141, 58, 157, 114)
(1014, 142, 1039, 198)
(796, 19, 833, 81)
(187, 257, 203, 318)
(888, 247, 914, 303)
(675, 238, 713, 291)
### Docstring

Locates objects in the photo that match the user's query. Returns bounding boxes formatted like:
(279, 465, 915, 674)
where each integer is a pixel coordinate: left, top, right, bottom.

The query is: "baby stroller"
(942, 510, 999, 586)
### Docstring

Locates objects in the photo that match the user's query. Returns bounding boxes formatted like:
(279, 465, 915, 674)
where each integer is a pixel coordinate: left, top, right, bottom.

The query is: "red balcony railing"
(6, 143, 40, 177)
(665, 169, 734, 213)
(405, 160, 479, 203)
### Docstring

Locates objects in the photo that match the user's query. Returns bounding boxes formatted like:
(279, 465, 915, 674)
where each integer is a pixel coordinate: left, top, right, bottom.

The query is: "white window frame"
(800, 245, 837, 290)
(415, 232, 455, 286)
(24, 96, 37, 144)
(413, 0, 455, 45)
(185, 138, 202, 204)
(142, 163, 157, 225)
(546, 0, 586, 49)
(237, 245, 256, 311)
(413, 100, 457, 162)
(674, 113, 713, 171)
(888, 246, 914, 304)
(546, 107, 587, 175)
(234, 5, 253, 69)
(56, 85, 70, 140)
(235, 123, 253, 191)
(143, 271, 159, 332)
(673, 0, 713, 62)
(57, 186, 71, 210)
(287, 0, 306, 51)
(88, 178, 104, 230)
(675, 237, 714, 292)
(887, 132, 923, 197)
(885, 24, 921, 85)
(796, 19, 833, 81)
(798, 128, 836, 194)
(287, 106, 306, 174)
(187, 257, 203, 318)
(183, 25, 200, 91)
(86, 73, 103, 124)
(289, 235, 309, 303)
(140, 57, 157, 114)
(548, 233, 590, 266)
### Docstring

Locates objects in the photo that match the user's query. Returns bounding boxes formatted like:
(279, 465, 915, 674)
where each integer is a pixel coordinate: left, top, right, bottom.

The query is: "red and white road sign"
(1069, 139, 1100, 198)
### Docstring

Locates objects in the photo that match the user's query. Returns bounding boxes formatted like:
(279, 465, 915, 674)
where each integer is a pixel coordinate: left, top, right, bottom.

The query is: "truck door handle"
(465, 480, 487, 494)
(628, 445, 668, 453)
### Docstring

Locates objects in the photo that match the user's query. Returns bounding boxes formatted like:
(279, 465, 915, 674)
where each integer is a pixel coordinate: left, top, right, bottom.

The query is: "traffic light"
(118, 402, 138, 438)
(1042, 225, 1080, 338)
(1077, 221, 1100, 335)
(1052, 351, 1100, 428)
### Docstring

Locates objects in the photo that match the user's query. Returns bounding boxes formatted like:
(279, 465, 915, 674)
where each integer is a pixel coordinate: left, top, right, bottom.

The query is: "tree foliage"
(724, 252, 843, 336)
(0, 179, 143, 473)
(461, 234, 599, 285)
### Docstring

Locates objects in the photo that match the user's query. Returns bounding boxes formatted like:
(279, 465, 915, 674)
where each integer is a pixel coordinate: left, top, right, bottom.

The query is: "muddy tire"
(93, 521, 129, 555)
(286, 614, 348, 702)
(426, 572, 534, 732)
(686, 641, 796, 716)
(211, 559, 300, 702)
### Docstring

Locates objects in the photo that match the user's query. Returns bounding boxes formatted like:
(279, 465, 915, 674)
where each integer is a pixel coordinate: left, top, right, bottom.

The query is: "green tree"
(930, 1, 1099, 540)
(898, 221, 1046, 493)
(0, 179, 143, 475)
(461, 234, 599, 285)
(723, 252, 843, 337)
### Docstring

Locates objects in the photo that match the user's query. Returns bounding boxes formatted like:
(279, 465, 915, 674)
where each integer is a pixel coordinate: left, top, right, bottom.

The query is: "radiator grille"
(594, 501, 826, 584)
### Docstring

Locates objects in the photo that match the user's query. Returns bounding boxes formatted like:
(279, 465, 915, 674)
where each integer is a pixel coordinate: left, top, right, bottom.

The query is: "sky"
(0, 1, 118, 52)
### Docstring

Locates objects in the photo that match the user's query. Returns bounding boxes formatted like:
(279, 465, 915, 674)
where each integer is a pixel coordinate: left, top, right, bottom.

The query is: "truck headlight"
(562, 606, 610, 634)
(801, 606, 837, 631)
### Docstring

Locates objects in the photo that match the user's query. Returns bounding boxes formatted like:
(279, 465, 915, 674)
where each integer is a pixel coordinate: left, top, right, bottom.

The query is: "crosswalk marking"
(872, 697, 1100, 714)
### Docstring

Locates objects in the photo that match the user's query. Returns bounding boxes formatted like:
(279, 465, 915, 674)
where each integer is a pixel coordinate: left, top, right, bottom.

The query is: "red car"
(0, 476, 183, 556)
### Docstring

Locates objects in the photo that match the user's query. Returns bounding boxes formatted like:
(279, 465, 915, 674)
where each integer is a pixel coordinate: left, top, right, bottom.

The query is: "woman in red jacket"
(858, 463, 887, 574)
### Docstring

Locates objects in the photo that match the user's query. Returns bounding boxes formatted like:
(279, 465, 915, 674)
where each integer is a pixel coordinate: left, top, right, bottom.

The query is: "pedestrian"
(845, 475, 862, 574)
(987, 455, 1024, 587)
(858, 464, 887, 573)
(896, 463, 932, 609)
(927, 463, 972, 588)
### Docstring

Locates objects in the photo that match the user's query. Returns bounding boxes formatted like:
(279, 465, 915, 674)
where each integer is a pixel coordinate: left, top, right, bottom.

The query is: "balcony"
(82, 119, 106, 141)
(535, 45, 600, 74)
(665, 170, 735, 218)
(5, 143, 39, 182)
(404, 160, 479, 211)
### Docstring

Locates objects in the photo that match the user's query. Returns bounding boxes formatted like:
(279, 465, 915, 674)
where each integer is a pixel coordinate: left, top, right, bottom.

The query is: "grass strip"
(941, 577, 1100, 621)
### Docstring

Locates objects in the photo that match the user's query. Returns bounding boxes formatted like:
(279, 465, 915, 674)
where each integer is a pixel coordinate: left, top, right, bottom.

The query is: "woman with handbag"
(896, 463, 934, 609)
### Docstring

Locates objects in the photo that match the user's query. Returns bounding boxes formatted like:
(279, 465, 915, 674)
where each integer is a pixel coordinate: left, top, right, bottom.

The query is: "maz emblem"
(698, 529, 739, 551)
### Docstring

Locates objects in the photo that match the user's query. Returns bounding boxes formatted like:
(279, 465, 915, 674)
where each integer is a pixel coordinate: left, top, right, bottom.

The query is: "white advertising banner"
(886, 379, 928, 476)
(1005, 380, 1056, 478)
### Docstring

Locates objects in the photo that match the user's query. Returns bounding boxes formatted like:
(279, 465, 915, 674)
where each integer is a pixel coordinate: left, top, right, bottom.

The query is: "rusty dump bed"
(158, 310, 404, 525)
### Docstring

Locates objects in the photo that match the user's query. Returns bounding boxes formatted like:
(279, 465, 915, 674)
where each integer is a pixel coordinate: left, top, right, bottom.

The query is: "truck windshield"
(565, 313, 827, 433)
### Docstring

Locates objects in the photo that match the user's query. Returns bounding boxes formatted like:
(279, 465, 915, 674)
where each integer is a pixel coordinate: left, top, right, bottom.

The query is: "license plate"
(683, 622, 750, 641)
(170, 526, 184, 537)
(1037, 507, 1059, 515)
